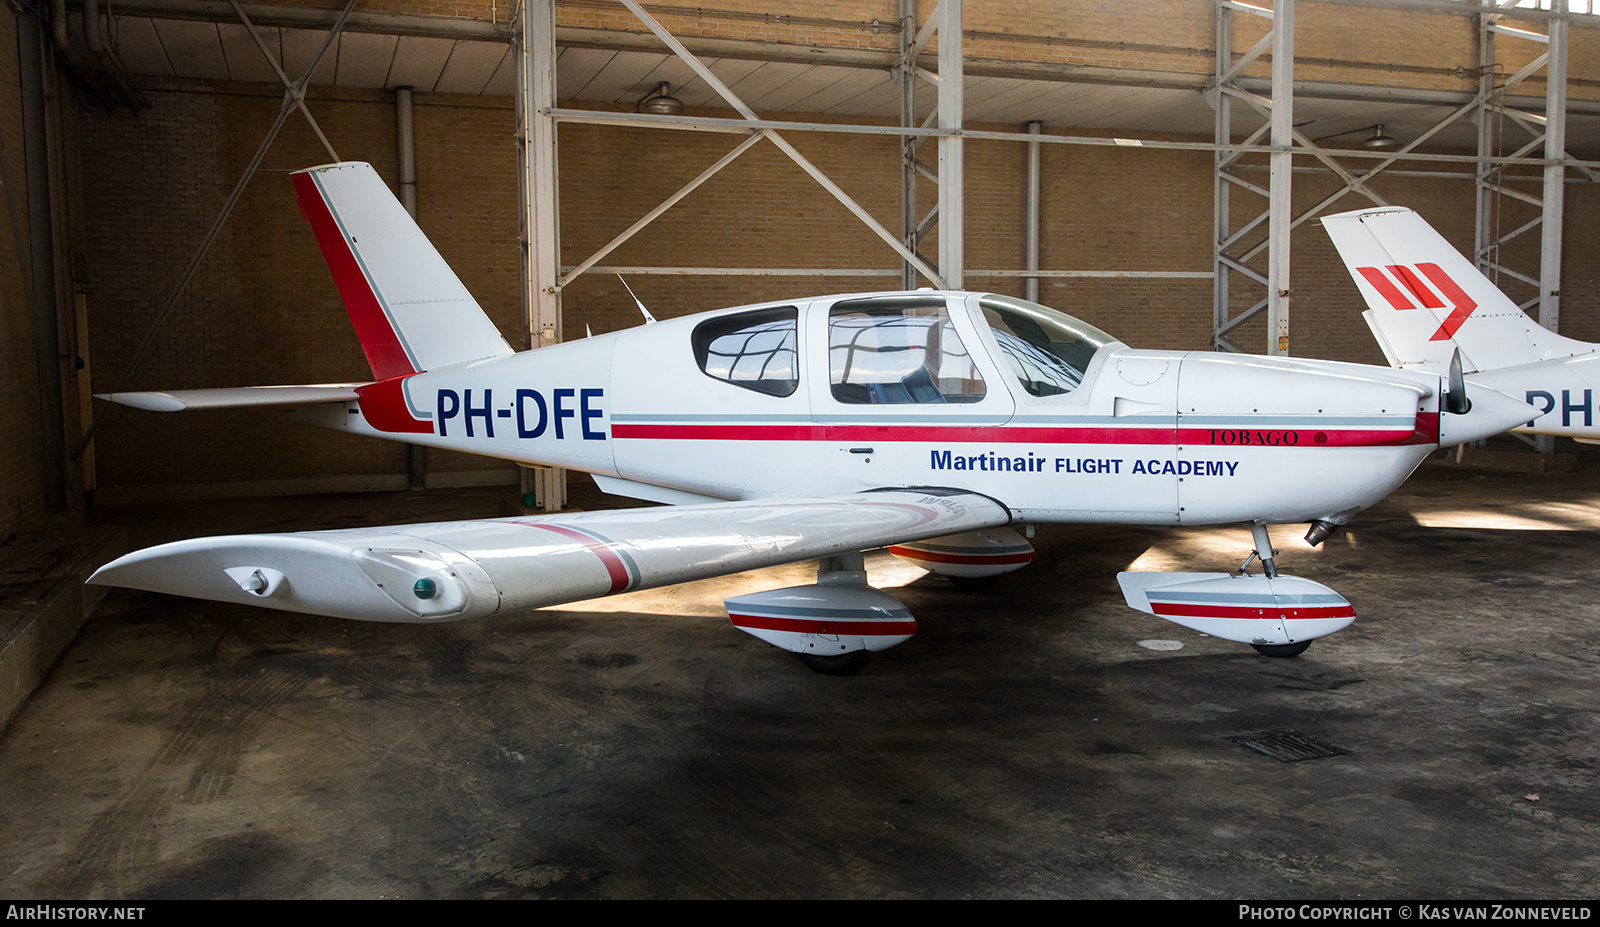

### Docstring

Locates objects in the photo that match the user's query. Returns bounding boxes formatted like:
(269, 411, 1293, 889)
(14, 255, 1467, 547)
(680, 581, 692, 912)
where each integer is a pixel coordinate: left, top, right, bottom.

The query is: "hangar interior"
(1, 0, 1600, 899)
(2, 0, 1598, 518)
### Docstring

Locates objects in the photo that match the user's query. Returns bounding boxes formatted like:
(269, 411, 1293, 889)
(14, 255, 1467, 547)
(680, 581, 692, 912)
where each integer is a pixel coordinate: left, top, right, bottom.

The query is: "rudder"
(294, 161, 512, 379)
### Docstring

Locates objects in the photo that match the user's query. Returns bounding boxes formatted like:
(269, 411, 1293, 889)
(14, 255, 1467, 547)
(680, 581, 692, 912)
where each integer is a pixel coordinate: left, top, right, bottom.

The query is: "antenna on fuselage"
(617, 275, 656, 325)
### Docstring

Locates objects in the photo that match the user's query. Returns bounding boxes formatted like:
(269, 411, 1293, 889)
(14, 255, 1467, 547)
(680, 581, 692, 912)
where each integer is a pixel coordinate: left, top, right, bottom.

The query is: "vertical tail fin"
(293, 162, 513, 379)
(1320, 206, 1591, 374)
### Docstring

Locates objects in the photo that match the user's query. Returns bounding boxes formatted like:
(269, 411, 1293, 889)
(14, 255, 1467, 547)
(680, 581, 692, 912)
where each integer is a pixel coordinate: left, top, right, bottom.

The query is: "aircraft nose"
(1438, 380, 1538, 446)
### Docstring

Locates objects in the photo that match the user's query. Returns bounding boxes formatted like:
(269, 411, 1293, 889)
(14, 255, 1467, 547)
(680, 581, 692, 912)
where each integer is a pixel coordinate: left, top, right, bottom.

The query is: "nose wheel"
(1244, 523, 1311, 657)
(1118, 522, 1356, 656)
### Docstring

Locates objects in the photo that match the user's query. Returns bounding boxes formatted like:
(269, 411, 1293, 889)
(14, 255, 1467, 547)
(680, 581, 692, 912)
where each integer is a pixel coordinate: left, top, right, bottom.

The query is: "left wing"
(88, 490, 1011, 622)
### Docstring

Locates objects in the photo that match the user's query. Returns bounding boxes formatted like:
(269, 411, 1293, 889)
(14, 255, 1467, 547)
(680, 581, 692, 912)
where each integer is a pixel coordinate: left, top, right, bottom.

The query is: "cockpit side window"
(692, 306, 799, 397)
(828, 297, 986, 404)
(979, 295, 1114, 398)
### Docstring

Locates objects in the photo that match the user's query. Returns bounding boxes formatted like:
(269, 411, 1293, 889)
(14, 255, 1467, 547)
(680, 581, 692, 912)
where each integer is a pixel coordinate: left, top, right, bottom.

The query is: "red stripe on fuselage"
(613, 423, 1167, 445)
(293, 171, 415, 381)
(728, 613, 917, 637)
(611, 421, 1434, 448)
(354, 376, 433, 434)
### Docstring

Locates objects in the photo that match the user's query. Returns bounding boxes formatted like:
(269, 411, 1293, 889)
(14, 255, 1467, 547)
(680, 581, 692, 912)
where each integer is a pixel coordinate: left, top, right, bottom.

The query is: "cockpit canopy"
(977, 294, 1115, 398)
(690, 292, 1117, 403)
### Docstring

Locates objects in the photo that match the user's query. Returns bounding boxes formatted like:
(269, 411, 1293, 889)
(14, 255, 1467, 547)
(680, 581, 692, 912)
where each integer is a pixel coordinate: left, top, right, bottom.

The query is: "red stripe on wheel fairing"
(1151, 603, 1356, 621)
(728, 613, 917, 637)
(887, 546, 1034, 565)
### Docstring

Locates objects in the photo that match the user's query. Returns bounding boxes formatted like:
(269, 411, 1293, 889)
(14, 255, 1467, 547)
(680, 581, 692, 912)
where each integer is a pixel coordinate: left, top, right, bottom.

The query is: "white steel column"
(1212, 0, 1232, 350)
(396, 85, 425, 490)
(899, 0, 918, 290)
(1211, 0, 1288, 355)
(583, 0, 941, 287)
(1025, 120, 1041, 303)
(937, 0, 963, 289)
(1475, 9, 1498, 280)
(1540, 0, 1568, 335)
(1535, 1, 1568, 457)
(517, 0, 565, 511)
(1472, 7, 1582, 320)
(1266, 0, 1292, 355)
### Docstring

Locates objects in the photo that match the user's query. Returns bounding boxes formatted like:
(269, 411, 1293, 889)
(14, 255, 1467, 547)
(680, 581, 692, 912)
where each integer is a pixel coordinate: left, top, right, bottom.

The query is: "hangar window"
(979, 295, 1114, 398)
(692, 307, 800, 397)
(828, 297, 986, 404)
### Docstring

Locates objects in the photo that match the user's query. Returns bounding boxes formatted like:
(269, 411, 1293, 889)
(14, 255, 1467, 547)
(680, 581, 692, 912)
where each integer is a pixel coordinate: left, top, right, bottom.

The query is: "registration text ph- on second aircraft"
(89, 163, 1533, 673)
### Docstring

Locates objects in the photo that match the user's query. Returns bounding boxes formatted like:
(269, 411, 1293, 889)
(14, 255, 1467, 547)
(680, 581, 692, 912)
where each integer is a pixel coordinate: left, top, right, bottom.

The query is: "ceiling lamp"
(638, 82, 684, 116)
(1361, 125, 1398, 150)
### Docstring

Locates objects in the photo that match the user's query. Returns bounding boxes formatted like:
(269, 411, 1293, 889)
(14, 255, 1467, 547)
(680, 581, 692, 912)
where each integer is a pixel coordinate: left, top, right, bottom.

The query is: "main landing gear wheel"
(800, 650, 871, 676)
(1251, 641, 1311, 658)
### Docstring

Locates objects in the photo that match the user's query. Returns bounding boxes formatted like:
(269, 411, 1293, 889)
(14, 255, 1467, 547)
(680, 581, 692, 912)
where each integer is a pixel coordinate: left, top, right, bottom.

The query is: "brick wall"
(0, 12, 85, 537)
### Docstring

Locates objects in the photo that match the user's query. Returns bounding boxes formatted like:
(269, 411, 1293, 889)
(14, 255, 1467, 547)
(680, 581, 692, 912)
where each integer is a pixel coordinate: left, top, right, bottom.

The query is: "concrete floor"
(2, 461, 1599, 899)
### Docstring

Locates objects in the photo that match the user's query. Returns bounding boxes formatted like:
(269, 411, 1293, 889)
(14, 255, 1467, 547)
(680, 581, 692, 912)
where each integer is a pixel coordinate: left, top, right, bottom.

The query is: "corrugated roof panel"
(333, 31, 398, 89)
(151, 19, 229, 80)
(385, 36, 456, 92)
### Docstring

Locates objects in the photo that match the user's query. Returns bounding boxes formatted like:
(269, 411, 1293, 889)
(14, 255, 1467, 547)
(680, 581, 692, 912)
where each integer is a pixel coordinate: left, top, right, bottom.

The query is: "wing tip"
(96, 391, 186, 412)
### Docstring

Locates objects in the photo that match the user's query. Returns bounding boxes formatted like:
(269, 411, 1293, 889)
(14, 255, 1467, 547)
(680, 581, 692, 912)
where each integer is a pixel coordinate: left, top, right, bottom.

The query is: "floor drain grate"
(1231, 730, 1349, 762)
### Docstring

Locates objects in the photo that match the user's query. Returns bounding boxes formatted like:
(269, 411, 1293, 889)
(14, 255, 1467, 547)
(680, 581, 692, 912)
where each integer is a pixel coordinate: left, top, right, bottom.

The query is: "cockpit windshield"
(979, 295, 1116, 398)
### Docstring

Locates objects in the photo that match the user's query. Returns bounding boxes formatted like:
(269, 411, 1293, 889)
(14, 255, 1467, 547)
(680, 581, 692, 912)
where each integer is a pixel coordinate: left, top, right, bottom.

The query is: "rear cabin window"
(828, 297, 986, 404)
(692, 307, 800, 397)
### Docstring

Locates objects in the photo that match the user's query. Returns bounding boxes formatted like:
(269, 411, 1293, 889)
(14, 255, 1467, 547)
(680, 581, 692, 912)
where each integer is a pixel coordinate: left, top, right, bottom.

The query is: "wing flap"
(89, 490, 1012, 622)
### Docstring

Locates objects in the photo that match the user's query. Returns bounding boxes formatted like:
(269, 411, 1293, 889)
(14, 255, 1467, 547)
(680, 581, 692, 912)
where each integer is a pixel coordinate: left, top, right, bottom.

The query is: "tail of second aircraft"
(292, 161, 513, 379)
(1321, 206, 1594, 375)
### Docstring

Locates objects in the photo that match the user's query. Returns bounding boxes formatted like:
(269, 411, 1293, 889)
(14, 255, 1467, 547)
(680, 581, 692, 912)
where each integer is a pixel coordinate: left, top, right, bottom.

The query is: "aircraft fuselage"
(303, 290, 1492, 529)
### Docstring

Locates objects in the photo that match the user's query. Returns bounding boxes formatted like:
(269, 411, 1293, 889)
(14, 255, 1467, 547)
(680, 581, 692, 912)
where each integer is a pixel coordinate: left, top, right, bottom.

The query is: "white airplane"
(87, 162, 1534, 673)
(1323, 205, 1600, 443)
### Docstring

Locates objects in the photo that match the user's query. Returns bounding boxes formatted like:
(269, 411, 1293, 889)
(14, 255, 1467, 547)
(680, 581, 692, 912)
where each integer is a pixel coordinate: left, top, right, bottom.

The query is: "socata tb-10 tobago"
(89, 162, 1533, 674)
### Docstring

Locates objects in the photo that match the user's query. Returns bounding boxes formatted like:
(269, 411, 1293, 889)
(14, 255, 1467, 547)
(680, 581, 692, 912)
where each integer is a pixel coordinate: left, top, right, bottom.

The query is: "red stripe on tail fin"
(1387, 264, 1445, 308)
(1357, 266, 1417, 311)
(293, 172, 416, 381)
(1416, 262, 1478, 341)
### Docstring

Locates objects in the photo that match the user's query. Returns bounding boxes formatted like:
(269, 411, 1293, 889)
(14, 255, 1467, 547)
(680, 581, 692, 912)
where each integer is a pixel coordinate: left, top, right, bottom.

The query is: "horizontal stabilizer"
(98, 383, 363, 412)
(89, 489, 1012, 623)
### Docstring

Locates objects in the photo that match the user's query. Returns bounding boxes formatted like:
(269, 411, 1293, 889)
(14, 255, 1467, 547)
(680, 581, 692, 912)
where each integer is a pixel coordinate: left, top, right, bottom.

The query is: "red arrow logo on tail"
(1356, 263, 1477, 342)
